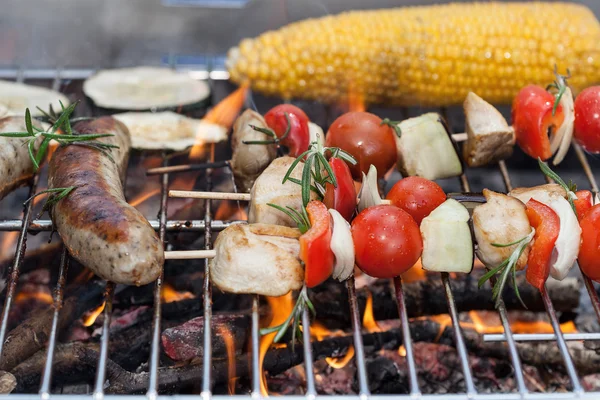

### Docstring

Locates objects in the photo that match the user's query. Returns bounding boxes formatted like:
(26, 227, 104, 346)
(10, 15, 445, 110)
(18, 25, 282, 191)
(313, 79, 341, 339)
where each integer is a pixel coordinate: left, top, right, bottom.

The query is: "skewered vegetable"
(395, 113, 462, 180)
(323, 157, 356, 221)
(385, 176, 446, 225)
(211, 223, 303, 296)
(264, 104, 310, 157)
(325, 111, 396, 180)
(420, 199, 473, 273)
(574, 190, 593, 219)
(329, 209, 354, 282)
(524, 199, 560, 290)
(357, 165, 382, 212)
(351, 204, 422, 279)
(574, 86, 600, 153)
(463, 92, 514, 167)
(0, 80, 69, 117)
(578, 204, 600, 282)
(226, 2, 600, 107)
(301, 201, 334, 288)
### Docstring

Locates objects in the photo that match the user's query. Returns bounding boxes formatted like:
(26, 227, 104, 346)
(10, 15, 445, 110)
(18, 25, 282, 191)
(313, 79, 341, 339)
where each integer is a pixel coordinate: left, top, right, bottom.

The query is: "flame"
(401, 259, 427, 284)
(129, 188, 161, 207)
(217, 325, 237, 395)
(189, 84, 248, 161)
(397, 345, 407, 357)
(214, 201, 248, 221)
(260, 293, 294, 395)
(362, 291, 382, 333)
(310, 322, 355, 369)
(0, 232, 19, 257)
(347, 82, 366, 112)
(468, 310, 578, 335)
(161, 283, 195, 303)
(82, 301, 106, 327)
(15, 291, 53, 305)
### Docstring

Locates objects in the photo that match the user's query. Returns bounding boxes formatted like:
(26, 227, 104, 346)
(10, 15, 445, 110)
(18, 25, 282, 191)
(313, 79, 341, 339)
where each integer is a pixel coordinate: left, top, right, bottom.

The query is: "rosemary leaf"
(538, 158, 578, 215)
(318, 152, 337, 188)
(278, 113, 292, 141)
(0, 132, 34, 138)
(281, 149, 311, 184)
(491, 235, 528, 248)
(512, 263, 528, 309)
(302, 154, 315, 207)
(35, 138, 51, 166)
(28, 139, 39, 171)
(478, 261, 507, 288)
(25, 109, 34, 135)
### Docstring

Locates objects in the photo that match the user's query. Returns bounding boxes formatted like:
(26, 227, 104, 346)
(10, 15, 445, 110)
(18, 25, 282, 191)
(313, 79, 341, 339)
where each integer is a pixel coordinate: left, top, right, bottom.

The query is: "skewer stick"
(165, 250, 216, 260)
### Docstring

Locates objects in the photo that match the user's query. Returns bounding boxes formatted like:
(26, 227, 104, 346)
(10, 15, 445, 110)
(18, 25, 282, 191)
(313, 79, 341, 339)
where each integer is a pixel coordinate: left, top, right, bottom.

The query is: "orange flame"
(468, 310, 577, 335)
(161, 282, 195, 303)
(214, 201, 248, 221)
(401, 259, 427, 284)
(362, 291, 382, 333)
(260, 293, 294, 395)
(347, 82, 366, 112)
(397, 345, 407, 357)
(310, 322, 355, 369)
(0, 232, 19, 257)
(129, 188, 161, 208)
(217, 325, 237, 395)
(189, 84, 248, 161)
(15, 291, 53, 305)
(83, 301, 106, 327)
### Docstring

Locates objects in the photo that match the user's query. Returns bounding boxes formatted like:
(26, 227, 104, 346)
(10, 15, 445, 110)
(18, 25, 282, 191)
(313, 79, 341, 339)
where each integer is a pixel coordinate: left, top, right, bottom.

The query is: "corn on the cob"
(226, 2, 600, 107)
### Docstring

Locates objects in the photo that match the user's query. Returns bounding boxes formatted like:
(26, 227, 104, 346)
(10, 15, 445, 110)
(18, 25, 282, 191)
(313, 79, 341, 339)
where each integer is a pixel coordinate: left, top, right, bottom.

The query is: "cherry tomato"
(323, 157, 356, 221)
(525, 199, 560, 290)
(264, 104, 310, 157)
(325, 112, 397, 180)
(300, 201, 334, 288)
(512, 85, 564, 160)
(574, 189, 593, 220)
(578, 204, 600, 282)
(351, 205, 422, 278)
(385, 177, 446, 225)
(574, 86, 600, 153)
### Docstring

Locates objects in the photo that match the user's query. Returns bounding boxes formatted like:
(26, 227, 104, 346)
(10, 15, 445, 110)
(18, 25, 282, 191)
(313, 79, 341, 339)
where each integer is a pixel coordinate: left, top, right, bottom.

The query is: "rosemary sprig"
(242, 113, 292, 145)
(478, 229, 535, 309)
(380, 118, 402, 137)
(259, 286, 315, 345)
(267, 203, 311, 233)
(24, 186, 78, 216)
(537, 158, 578, 214)
(546, 65, 571, 117)
(0, 102, 118, 170)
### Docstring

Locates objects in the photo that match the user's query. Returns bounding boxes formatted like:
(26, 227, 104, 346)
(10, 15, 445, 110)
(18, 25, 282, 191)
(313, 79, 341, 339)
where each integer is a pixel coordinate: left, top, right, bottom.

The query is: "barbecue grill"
(2, 1, 600, 399)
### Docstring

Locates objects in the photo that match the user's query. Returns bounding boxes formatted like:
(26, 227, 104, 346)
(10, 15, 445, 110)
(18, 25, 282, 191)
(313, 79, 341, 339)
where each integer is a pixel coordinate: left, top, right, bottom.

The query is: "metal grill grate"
(0, 66, 599, 400)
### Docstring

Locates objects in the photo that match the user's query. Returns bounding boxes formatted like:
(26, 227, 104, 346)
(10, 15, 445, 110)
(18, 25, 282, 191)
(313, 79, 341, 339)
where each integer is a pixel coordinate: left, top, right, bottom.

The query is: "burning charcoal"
(0, 371, 15, 394)
(365, 357, 406, 394)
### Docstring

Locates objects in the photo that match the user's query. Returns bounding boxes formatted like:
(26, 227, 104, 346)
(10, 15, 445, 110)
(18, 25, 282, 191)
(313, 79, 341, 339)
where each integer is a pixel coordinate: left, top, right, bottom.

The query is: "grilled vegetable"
(323, 157, 356, 221)
(578, 204, 600, 282)
(472, 189, 532, 270)
(357, 165, 382, 212)
(574, 190, 593, 220)
(352, 205, 422, 279)
(0, 80, 69, 117)
(463, 92, 514, 167)
(386, 176, 446, 225)
(211, 223, 303, 296)
(301, 201, 334, 288)
(420, 199, 473, 273)
(525, 199, 560, 290)
(329, 208, 354, 282)
(395, 113, 462, 180)
(325, 112, 396, 180)
(226, 2, 600, 107)
(264, 104, 310, 157)
(308, 122, 325, 147)
(574, 86, 600, 153)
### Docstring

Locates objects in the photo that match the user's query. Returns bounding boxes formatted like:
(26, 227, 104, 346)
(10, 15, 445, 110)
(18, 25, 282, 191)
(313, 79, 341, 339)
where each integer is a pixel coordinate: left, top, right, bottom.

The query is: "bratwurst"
(48, 117, 163, 285)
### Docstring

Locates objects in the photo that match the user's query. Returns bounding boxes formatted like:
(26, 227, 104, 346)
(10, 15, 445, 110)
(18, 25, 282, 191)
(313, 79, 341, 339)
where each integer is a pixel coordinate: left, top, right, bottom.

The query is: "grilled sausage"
(48, 117, 163, 286)
(0, 116, 42, 200)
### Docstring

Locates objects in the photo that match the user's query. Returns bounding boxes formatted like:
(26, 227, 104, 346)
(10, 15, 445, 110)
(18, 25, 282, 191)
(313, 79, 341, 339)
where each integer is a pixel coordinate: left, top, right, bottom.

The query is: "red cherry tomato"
(264, 104, 310, 157)
(323, 157, 356, 221)
(578, 204, 600, 282)
(351, 205, 422, 278)
(385, 177, 446, 225)
(300, 201, 334, 288)
(512, 85, 564, 160)
(525, 199, 560, 290)
(574, 189, 593, 221)
(574, 86, 600, 153)
(325, 112, 397, 180)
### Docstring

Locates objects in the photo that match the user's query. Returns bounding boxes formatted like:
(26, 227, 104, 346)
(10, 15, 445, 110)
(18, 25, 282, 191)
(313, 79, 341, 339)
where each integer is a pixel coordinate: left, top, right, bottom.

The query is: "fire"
(310, 322, 355, 369)
(161, 283, 195, 303)
(260, 293, 294, 395)
(397, 345, 407, 357)
(82, 301, 106, 327)
(15, 291, 53, 305)
(362, 291, 382, 333)
(0, 232, 18, 257)
(468, 310, 578, 335)
(347, 82, 366, 112)
(214, 201, 248, 221)
(401, 259, 427, 283)
(129, 188, 161, 208)
(189, 84, 248, 161)
(217, 325, 237, 395)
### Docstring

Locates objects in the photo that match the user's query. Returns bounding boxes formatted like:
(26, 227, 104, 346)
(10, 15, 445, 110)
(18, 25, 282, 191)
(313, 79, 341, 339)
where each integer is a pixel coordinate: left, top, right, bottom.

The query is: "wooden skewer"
(165, 250, 216, 260)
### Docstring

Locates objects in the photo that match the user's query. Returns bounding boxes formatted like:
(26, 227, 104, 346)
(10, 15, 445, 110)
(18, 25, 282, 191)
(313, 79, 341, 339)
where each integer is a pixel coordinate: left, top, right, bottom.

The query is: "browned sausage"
(48, 117, 163, 285)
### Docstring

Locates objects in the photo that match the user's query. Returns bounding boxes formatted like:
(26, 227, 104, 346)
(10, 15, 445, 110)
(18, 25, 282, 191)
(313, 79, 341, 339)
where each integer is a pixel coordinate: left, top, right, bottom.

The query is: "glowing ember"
(397, 345, 407, 357)
(362, 291, 382, 333)
(217, 325, 237, 395)
(15, 291, 53, 305)
(82, 301, 106, 327)
(161, 283, 195, 303)
(129, 188, 161, 208)
(260, 293, 294, 395)
(214, 200, 248, 221)
(310, 322, 355, 369)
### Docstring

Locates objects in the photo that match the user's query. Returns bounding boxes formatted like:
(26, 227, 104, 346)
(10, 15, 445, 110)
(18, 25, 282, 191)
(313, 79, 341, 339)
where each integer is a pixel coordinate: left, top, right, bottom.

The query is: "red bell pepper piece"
(264, 104, 310, 158)
(323, 157, 356, 221)
(579, 204, 600, 282)
(574, 189, 593, 220)
(301, 201, 334, 288)
(525, 199, 560, 290)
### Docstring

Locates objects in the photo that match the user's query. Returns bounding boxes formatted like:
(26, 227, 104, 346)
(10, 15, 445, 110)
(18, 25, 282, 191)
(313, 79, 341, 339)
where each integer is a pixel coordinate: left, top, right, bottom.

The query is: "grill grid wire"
(0, 67, 598, 400)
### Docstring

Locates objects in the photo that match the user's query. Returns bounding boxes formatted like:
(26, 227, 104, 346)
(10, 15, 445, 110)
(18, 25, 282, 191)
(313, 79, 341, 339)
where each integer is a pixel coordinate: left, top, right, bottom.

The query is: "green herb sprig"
(242, 113, 292, 146)
(24, 186, 78, 216)
(0, 102, 118, 170)
(546, 65, 571, 117)
(538, 158, 578, 214)
(478, 229, 535, 309)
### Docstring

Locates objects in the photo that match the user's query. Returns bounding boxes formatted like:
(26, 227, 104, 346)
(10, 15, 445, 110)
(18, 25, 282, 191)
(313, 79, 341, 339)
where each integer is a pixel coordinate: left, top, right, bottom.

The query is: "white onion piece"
(511, 190, 581, 280)
(308, 122, 325, 147)
(551, 87, 574, 165)
(357, 165, 382, 212)
(329, 209, 355, 281)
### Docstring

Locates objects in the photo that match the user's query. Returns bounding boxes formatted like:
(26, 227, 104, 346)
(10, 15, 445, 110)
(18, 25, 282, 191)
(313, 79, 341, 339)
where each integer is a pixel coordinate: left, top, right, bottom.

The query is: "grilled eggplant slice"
(421, 199, 473, 273)
(395, 113, 462, 180)
(0, 80, 69, 117)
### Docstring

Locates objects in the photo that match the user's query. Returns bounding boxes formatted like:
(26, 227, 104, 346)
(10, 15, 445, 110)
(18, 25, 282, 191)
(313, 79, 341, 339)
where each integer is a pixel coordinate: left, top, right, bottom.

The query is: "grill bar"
(346, 277, 370, 396)
(393, 276, 420, 396)
(301, 308, 317, 396)
(93, 282, 115, 397)
(0, 219, 240, 232)
(484, 332, 600, 342)
(251, 296, 261, 396)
